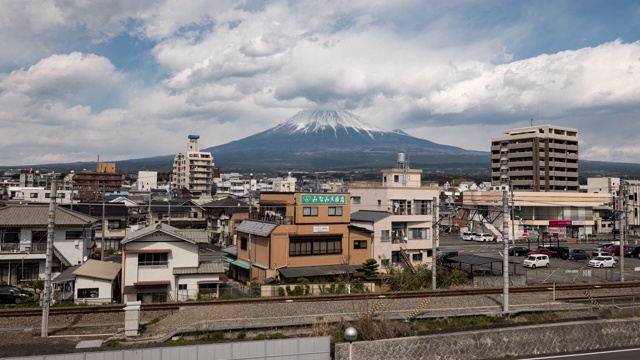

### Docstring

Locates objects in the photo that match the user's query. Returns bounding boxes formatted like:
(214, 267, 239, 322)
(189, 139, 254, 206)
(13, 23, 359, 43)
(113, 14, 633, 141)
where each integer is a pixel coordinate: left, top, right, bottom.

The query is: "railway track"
(2, 281, 640, 318)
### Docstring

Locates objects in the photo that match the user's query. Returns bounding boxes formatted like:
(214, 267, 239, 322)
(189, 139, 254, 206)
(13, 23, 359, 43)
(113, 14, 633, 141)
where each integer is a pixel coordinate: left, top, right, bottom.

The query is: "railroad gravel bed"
(1, 286, 639, 358)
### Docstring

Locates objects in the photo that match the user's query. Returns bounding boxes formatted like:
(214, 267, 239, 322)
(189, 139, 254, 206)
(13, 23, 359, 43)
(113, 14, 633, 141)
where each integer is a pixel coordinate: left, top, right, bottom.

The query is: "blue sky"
(1, 0, 639, 166)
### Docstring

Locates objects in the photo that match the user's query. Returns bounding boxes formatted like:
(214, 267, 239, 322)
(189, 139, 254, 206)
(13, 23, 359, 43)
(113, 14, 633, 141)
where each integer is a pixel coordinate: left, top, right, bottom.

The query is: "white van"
(462, 231, 473, 241)
(523, 254, 550, 269)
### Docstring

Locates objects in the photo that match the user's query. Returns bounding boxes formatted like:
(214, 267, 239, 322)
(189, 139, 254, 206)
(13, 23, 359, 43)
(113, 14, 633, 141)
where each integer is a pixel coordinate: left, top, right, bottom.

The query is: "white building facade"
(172, 135, 214, 196)
(349, 154, 439, 270)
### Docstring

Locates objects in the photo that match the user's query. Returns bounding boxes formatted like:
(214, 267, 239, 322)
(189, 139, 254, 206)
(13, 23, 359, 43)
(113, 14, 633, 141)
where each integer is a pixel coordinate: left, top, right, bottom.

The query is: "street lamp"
(344, 326, 358, 360)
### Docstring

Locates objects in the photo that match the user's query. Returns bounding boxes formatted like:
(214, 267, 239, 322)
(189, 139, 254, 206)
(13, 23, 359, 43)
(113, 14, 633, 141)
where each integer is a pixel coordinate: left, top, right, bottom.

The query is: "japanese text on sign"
(300, 194, 347, 205)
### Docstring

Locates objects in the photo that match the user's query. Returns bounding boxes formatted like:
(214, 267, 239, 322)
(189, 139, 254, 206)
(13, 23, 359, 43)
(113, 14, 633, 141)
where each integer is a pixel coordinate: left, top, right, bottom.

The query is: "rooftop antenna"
(530, 118, 533, 126)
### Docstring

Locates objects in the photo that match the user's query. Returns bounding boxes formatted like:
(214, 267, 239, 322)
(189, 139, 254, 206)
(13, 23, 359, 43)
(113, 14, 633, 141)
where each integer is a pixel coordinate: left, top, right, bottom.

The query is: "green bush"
(293, 285, 303, 296)
(210, 331, 224, 342)
(285, 285, 293, 296)
(237, 330, 246, 339)
(277, 287, 286, 297)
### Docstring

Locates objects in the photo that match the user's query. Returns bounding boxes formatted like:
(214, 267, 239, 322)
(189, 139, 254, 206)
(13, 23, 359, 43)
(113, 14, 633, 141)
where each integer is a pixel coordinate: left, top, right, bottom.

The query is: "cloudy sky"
(1, 0, 639, 167)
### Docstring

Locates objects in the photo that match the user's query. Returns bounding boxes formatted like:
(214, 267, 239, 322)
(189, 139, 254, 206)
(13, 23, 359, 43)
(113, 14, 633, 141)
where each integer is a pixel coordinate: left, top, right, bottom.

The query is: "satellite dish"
(83, 256, 88, 262)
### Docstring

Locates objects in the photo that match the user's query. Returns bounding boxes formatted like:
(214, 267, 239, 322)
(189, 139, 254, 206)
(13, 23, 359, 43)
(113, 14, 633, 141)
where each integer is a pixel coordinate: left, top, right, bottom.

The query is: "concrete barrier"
(335, 318, 640, 359)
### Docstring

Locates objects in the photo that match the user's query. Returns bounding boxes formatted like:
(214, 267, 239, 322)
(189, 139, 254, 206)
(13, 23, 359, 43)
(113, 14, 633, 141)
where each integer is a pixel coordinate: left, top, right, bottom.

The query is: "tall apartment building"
(72, 163, 123, 201)
(491, 125, 579, 192)
(172, 135, 214, 196)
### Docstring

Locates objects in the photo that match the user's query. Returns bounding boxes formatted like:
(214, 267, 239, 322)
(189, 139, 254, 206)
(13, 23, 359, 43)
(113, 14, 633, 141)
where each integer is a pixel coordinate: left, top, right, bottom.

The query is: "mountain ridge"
(2, 110, 640, 181)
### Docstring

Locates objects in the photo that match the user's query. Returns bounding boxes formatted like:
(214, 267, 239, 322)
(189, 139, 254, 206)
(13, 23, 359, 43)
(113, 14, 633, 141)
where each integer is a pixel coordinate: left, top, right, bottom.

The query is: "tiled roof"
(122, 222, 209, 244)
(0, 204, 99, 226)
(236, 220, 277, 237)
(173, 261, 225, 275)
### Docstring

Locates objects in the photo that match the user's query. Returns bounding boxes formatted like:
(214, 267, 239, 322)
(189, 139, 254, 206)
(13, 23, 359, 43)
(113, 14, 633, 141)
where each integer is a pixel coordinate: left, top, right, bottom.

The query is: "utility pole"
(620, 182, 626, 282)
(41, 178, 57, 337)
(101, 184, 105, 261)
(502, 189, 510, 316)
(510, 184, 516, 246)
(432, 196, 438, 291)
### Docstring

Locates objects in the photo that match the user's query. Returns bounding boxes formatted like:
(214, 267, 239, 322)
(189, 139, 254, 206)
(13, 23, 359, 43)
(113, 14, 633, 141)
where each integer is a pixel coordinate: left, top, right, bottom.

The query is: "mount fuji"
(202, 109, 488, 171)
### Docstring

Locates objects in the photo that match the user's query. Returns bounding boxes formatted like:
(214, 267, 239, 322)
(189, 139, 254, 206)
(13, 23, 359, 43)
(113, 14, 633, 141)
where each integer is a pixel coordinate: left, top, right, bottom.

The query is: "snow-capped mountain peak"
(270, 109, 384, 138)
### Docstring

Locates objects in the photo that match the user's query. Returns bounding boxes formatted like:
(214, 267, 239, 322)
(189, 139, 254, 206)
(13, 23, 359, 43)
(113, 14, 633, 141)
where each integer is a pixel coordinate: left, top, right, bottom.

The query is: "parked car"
(558, 248, 589, 260)
(545, 246, 569, 258)
(588, 256, 617, 268)
(508, 246, 531, 256)
(523, 254, 550, 268)
(604, 245, 628, 256)
(527, 247, 552, 257)
(461, 231, 474, 241)
(624, 246, 640, 258)
(0, 285, 34, 305)
(436, 250, 459, 263)
(594, 242, 616, 251)
(474, 233, 495, 242)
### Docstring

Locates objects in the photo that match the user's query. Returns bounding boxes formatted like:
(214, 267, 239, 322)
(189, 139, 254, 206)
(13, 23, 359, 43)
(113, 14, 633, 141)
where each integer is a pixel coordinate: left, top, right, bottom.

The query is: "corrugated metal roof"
(72, 259, 122, 281)
(0, 204, 99, 226)
(350, 210, 391, 222)
(236, 220, 277, 237)
(173, 261, 225, 275)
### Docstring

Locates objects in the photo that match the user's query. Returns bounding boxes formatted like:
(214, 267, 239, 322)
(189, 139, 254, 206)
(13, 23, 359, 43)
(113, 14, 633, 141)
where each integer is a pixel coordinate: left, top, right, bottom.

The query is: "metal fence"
(4, 337, 331, 360)
(523, 267, 632, 285)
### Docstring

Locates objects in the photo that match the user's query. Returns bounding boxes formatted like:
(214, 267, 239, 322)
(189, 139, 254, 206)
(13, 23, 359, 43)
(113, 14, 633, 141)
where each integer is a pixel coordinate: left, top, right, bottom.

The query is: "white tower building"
(172, 135, 214, 196)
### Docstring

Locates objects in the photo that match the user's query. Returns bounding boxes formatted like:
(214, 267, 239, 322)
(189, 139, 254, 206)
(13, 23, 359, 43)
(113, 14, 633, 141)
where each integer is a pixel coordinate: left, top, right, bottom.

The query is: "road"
(511, 347, 640, 360)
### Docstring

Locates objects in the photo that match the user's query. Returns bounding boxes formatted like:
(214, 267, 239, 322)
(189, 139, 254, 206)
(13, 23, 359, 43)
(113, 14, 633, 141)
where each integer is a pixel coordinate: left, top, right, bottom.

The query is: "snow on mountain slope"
(269, 109, 385, 139)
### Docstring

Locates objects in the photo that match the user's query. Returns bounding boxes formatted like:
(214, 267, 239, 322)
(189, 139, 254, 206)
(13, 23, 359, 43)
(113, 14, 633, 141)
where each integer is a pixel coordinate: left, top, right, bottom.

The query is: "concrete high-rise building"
(172, 135, 214, 196)
(491, 125, 579, 192)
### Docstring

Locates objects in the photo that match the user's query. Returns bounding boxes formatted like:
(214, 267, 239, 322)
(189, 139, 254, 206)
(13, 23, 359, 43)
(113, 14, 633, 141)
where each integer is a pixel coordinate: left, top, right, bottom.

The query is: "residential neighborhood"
(1, 125, 639, 307)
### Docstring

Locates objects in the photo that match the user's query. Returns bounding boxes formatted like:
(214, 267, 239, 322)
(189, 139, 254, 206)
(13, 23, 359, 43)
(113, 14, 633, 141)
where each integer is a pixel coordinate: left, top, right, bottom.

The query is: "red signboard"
(548, 220, 572, 227)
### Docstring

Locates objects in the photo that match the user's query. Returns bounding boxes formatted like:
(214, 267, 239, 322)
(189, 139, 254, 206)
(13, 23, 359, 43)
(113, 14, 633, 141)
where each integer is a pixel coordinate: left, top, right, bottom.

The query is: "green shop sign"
(300, 194, 347, 205)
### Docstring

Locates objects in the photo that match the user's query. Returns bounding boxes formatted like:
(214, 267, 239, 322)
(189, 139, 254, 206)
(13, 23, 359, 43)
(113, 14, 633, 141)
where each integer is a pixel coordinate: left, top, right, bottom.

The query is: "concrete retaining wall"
(335, 318, 640, 360)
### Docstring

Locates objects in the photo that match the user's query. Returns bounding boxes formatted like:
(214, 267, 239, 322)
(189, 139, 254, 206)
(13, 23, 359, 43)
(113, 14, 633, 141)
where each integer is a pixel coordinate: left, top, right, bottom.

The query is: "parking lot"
(438, 234, 640, 284)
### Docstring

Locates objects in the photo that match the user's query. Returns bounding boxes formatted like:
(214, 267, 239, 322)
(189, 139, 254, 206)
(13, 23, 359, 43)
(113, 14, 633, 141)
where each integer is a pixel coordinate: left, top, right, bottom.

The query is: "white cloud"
(1, 1, 640, 166)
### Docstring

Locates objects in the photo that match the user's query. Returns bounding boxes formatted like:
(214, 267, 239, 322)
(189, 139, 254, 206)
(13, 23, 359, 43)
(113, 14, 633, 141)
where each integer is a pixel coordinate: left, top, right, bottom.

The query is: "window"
(303, 207, 318, 216)
(377, 200, 382, 206)
(408, 228, 427, 240)
(30, 193, 38, 199)
(412, 253, 423, 262)
(381, 259, 390, 267)
(59, 193, 66, 198)
(138, 253, 168, 266)
(289, 236, 342, 256)
(45, 193, 50, 198)
(352, 196, 361, 204)
(240, 237, 247, 250)
(66, 231, 84, 239)
(77, 288, 99, 298)
(328, 206, 343, 216)
(108, 221, 122, 230)
(380, 230, 390, 242)
(353, 240, 367, 249)
(178, 284, 187, 290)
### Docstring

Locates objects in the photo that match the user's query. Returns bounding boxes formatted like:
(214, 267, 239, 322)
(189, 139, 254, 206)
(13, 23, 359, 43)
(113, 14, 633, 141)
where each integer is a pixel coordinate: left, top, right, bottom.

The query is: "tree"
(362, 258, 379, 278)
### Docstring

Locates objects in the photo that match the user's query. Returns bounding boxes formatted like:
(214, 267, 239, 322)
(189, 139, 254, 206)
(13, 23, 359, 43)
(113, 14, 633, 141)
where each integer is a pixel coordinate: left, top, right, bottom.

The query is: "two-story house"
(233, 192, 372, 285)
(0, 204, 98, 284)
(200, 197, 250, 246)
(349, 155, 440, 271)
(121, 223, 225, 303)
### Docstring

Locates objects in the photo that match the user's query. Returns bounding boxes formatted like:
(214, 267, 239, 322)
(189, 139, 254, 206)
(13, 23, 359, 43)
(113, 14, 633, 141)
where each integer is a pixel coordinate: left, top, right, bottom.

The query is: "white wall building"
(121, 223, 225, 303)
(349, 153, 439, 270)
(8, 187, 76, 205)
(172, 135, 214, 196)
(137, 171, 158, 191)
